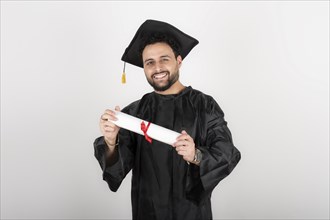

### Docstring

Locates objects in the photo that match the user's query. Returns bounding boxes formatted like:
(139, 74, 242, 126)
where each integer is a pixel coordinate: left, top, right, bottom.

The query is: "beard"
(147, 70, 179, 92)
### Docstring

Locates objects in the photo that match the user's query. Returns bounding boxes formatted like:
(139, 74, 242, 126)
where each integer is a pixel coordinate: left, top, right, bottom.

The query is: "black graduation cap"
(120, 19, 199, 83)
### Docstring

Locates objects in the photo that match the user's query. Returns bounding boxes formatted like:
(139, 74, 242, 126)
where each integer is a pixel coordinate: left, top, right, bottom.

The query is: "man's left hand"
(173, 130, 196, 164)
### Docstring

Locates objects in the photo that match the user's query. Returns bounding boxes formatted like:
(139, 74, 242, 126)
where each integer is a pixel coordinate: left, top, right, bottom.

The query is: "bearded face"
(142, 42, 182, 92)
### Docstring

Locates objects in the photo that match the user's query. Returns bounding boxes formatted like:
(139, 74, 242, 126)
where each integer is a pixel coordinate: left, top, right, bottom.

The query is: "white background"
(1, 1, 329, 219)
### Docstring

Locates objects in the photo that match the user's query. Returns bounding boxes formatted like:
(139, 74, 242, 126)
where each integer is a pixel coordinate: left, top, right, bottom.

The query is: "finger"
(174, 140, 187, 147)
(103, 121, 119, 131)
(176, 130, 192, 142)
(104, 109, 118, 116)
(176, 138, 194, 147)
(176, 134, 187, 141)
(173, 140, 185, 148)
(100, 112, 109, 121)
(182, 130, 194, 141)
(103, 120, 119, 128)
(102, 111, 118, 121)
(177, 150, 189, 156)
(108, 114, 118, 122)
(103, 120, 116, 126)
(176, 149, 185, 156)
(100, 114, 116, 122)
(104, 126, 116, 132)
(115, 105, 121, 112)
(175, 146, 184, 152)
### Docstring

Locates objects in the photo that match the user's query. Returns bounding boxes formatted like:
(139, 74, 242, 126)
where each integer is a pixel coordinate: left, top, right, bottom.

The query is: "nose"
(155, 62, 164, 73)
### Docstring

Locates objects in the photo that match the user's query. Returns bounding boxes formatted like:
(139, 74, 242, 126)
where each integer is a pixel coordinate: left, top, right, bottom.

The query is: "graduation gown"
(94, 86, 241, 220)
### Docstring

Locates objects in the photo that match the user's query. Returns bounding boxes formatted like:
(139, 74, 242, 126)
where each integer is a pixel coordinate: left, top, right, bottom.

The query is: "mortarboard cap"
(120, 19, 199, 83)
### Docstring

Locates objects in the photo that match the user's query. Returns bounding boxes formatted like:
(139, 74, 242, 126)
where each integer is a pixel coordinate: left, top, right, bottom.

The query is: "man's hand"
(99, 106, 121, 150)
(173, 130, 196, 164)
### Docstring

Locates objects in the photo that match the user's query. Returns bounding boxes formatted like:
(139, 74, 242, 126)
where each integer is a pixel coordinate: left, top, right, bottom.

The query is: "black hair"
(138, 32, 181, 59)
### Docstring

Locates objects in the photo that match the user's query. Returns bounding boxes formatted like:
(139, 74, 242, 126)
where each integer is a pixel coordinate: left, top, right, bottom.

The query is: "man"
(94, 19, 241, 220)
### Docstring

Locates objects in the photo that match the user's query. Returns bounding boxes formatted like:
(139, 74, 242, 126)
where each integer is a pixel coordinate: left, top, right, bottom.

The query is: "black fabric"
(121, 19, 199, 68)
(94, 86, 241, 220)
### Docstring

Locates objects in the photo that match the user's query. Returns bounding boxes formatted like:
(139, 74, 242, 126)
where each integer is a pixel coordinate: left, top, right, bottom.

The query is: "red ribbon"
(141, 121, 152, 143)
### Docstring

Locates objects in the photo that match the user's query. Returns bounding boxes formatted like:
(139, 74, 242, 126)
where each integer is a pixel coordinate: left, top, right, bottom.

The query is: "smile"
(153, 72, 168, 80)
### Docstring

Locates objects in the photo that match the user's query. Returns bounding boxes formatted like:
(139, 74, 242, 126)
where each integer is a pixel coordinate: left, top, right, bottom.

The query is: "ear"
(177, 55, 183, 67)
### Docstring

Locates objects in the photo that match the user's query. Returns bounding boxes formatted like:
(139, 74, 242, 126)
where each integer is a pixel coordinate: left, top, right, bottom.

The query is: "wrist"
(104, 137, 119, 161)
(193, 148, 202, 164)
(104, 137, 118, 149)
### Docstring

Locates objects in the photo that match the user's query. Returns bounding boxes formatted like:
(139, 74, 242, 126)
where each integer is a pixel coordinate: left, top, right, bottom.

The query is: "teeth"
(154, 73, 167, 79)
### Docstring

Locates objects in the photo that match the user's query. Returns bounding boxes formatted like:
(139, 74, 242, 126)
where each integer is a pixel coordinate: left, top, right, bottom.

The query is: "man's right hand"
(99, 106, 121, 149)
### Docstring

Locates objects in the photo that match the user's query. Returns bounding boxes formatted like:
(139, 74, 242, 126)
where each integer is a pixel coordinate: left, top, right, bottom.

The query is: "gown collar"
(152, 86, 192, 100)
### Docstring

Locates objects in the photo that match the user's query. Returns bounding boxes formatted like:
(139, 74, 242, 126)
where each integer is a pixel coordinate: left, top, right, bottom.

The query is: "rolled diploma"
(109, 111, 181, 145)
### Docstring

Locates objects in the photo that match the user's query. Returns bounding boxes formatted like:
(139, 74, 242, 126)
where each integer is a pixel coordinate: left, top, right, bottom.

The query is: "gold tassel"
(121, 62, 126, 84)
(121, 72, 126, 84)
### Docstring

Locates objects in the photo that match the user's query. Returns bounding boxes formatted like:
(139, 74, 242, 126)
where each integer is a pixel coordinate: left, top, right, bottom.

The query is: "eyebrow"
(144, 58, 154, 64)
(160, 55, 171, 58)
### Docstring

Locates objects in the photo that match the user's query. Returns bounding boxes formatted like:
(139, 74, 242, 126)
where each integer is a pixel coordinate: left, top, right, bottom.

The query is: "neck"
(154, 81, 186, 95)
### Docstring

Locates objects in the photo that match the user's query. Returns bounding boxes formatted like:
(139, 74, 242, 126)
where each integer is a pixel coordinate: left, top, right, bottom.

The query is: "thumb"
(181, 130, 187, 135)
(115, 105, 121, 112)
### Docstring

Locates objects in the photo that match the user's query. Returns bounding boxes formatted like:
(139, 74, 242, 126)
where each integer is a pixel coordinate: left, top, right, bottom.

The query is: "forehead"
(142, 42, 175, 59)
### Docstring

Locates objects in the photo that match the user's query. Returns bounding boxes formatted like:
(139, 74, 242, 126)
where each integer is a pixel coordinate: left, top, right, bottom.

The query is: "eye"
(145, 61, 154, 66)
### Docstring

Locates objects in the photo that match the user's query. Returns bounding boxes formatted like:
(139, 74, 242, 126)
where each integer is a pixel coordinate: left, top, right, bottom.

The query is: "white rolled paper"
(109, 111, 181, 145)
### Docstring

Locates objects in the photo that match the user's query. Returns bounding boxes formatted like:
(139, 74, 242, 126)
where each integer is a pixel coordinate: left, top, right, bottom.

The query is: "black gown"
(94, 86, 241, 220)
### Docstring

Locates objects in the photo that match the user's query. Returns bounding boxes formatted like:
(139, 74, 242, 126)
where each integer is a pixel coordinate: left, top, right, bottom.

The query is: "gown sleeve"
(186, 96, 241, 204)
(93, 103, 138, 192)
